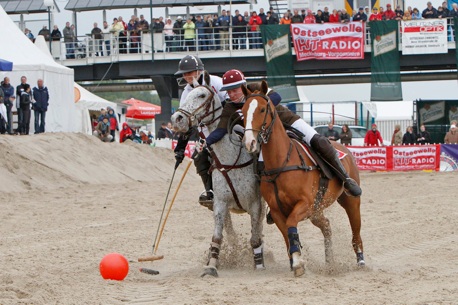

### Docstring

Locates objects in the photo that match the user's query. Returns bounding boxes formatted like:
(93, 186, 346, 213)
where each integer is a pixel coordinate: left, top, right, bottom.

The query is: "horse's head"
(171, 71, 218, 133)
(241, 80, 275, 154)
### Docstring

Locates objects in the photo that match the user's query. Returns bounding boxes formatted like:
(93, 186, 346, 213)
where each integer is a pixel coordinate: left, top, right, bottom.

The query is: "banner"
(260, 25, 299, 102)
(370, 20, 403, 101)
(455, 18, 458, 77)
(392, 145, 440, 171)
(291, 23, 364, 61)
(347, 146, 390, 171)
(440, 144, 458, 171)
(171, 140, 195, 159)
(401, 19, 447, 55)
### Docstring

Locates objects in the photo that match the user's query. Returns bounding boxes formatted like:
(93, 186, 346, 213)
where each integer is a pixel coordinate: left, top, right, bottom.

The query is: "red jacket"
(384, 9, 396, 20)
(364, 130, 384, 146)
(119, 122, 133, 143)
(248, 15, 262, 31)
(329, 14, 339, 22)
(304, 15, 316, 24)
(369, 13, 382, 21)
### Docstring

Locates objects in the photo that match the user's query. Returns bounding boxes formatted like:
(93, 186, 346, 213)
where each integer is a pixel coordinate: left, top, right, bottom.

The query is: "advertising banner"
(260, 25, 299, 102)
(291, 22, 365, 61)
(347, 146, 389, 171)
(370, 20, 403, 101)
(401, 19, 447, 55)
(440, 144, 458, 171)
(391, 145, 440, 171)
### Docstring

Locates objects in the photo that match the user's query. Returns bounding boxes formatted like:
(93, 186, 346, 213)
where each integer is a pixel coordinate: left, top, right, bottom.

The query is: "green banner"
(370, 20, 402, 101)
(455, 18, 458, 77)
(260, 25, 299, 103)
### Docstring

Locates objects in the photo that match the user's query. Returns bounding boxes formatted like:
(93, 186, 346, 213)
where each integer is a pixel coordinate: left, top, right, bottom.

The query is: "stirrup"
(199, 190, 214, 210)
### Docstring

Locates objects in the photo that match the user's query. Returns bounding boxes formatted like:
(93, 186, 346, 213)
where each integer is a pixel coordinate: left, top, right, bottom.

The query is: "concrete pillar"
(151, 75, 178, 137)
(103, 10, 106, 22)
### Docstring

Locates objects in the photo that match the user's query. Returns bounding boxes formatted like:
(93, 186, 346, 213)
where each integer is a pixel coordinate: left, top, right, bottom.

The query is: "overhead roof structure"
(0, 0, 60, 14)
(65, 0, 250, 12)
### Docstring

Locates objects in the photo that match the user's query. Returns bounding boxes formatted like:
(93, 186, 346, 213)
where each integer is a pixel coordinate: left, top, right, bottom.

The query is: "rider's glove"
(195, 138, 206, 153)
(174, 150, 185, 169)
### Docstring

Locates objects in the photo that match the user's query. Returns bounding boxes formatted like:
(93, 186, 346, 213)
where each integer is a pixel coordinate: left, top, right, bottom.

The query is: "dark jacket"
(402, 132, 416, 145)
(157, 127, 173, 139)
(422, 7, 438, 18)
(1, 82, 14, 107)
(32, 86, 49, 111)
(322, 11, 330, 22)
(291, 14, 304, 23)
(324, 128, 340, 141)
(233, 18, 248, 33)
(340, 130, 352, 145)
(416, 130, 431, 145)
(51, 29, 62, 40)
(353, 12, 368, 22)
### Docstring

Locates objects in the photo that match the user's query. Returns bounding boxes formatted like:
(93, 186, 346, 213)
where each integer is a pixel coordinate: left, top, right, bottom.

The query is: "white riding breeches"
(258, 119, 317, 161)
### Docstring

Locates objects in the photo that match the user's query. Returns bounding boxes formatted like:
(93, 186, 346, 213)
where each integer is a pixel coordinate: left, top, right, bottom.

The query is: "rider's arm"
(174, 127, 194, 153)
(268, 91, 281, 106)
(205, 103, 234, 146)
(206, 128, 227, 146)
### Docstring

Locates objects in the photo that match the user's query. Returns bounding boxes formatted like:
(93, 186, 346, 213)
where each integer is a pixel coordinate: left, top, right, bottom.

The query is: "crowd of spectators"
(0, 76, 49, 135)
(23, 1, 457, 56)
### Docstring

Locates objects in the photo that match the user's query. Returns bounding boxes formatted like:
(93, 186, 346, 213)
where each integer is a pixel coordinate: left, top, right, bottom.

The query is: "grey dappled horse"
(171, 72, 265, 277)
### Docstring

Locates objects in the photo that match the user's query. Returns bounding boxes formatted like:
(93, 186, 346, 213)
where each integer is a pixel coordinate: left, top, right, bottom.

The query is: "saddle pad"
(293, 139, 347, 164)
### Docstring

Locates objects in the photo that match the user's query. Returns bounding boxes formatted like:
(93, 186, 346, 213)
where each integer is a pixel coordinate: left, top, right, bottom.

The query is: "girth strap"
(313, 174, 329, 210)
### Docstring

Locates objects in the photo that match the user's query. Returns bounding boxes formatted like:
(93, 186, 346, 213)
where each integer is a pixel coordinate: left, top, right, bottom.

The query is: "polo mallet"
(138, 159, 193, 272)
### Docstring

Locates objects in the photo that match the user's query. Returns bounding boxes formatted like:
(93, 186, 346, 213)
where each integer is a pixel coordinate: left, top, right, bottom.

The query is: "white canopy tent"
(0, 6, 79, 133)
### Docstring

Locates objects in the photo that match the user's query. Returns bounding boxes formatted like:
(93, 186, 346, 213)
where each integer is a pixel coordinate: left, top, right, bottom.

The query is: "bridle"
(245, 93, 277, 144)
(176, 85, 222, 129)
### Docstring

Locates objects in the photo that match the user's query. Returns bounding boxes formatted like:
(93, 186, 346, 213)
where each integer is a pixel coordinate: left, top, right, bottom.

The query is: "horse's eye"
(200, 94, 206, 98)
(260, 108, 266, 113)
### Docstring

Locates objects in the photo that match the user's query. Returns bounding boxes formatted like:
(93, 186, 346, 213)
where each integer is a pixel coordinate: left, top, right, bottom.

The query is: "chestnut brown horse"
(241, 82, 365, 277)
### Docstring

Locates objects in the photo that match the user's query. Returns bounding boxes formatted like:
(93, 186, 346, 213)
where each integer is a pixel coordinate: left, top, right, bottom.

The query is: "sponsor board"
(347, 146, 388, 171)
(391, 145, 440, 171)
(401, 19, 447, 55)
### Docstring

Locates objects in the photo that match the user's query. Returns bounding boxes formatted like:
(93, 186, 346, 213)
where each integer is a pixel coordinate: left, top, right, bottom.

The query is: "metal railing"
(54, 19, 456, 61)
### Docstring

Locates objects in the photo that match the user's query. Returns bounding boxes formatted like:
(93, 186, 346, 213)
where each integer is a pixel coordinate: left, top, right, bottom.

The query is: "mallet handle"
(138, 255, 164, 262)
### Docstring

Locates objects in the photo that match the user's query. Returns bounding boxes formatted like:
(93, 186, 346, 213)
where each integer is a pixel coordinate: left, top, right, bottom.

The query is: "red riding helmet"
(220, 69, 246, 91)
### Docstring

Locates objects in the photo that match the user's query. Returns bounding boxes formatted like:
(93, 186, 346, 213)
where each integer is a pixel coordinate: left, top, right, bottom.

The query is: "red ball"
(99, 253, 129, 281)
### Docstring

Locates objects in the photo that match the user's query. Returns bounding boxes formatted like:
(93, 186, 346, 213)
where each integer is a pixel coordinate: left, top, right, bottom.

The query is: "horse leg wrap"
(209, 242, 220, 259)
(253, 244, 265, 269)
(357, 252, 365, 266)
(288, 227, 302, 255)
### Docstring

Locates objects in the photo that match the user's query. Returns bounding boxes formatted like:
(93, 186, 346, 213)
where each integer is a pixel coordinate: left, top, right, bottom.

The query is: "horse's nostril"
(177, 115, 183, 122)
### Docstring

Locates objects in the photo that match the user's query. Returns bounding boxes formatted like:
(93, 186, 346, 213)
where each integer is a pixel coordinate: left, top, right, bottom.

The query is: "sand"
(0, 133, 457, 305)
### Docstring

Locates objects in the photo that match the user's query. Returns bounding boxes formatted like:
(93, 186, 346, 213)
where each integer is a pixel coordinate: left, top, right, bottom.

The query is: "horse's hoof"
(356, 252, 365, 267)
(255, 264, 266, 271)
(201, 267, 218, 278)
(357, 259, 366, 267)
(293, 265, 305, 277)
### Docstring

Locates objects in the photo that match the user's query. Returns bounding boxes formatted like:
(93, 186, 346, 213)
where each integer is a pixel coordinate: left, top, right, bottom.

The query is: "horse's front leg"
(250, 197, 265, 270)
(202, 199, 226, 277)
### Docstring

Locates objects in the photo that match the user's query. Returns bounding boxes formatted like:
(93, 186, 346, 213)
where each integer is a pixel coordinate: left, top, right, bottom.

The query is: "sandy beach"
(0, 133, 457, 305)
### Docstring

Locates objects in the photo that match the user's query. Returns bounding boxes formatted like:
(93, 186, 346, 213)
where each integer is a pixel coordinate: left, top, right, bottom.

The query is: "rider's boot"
(257, 161, 274, 225)
(310, 134, 362, 197)
(198, 171, 214, 210)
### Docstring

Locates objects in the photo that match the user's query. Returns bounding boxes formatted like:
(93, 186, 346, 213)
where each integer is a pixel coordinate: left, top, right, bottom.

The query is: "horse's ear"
(204, 70, 210, 86)
(261, 80, 268, 95)
(241, 84, 250, 97)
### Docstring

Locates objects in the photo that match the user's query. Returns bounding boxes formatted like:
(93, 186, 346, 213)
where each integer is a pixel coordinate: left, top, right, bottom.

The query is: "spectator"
(402, 126, 416, 145)
(110, 18, 125, 54)
(394, 5, 404, 20)
(403, 10, 412, 20)
(450, 3, 458, 17)
(422, 1, 437, 18)
(437, 6, 447, 18)
(291, 9, 303, 23)
(32, 79, 49, 134)
(119, 122, 133, 143)
(340, 124, 352, 146)
(340, 9, 351, 23)
(243, 11, 250, 23)
(139, 14, 149, 31)
(1, 77, 14, 134)
(279, 12, 291, 24)
(24, 28, 34, 41)
(38, 26, 50, 41)
(412, 8, 422, 19)
(301, 9, 306, 20)
(449, 105, 458, 123)
(323, 7, 330, 22)
(101, 21, 111, 56)
(364, 123, 384, 146)
(407, 6, 413, 15)
(233, 14, 247, 50)
(107, 107, 118, 142)
(152, 17, 165, 33)
(417, 124, 431, 145)
(91, 22, 103, 56)
(329, 9, 340, 22)
(384, 4, 397, 19)
(205, 15, 215, 49)
(258, 8, 267, 24)
(444, 124, 458, 144)
(369, 7, 382, 21)
(325, 123, 340, 141)
(379, 7, 386, 19)
(0, 89, 6, 134)
(315, 10, 325, 23)
(91, 114, 98, 131)
(164, 18, 175, 52)
(195, 15, 207, 51)
(183, 18, 196, 51)
(266, 11, 279, 24)
(442, 1, 450, 16)
(211, 14, 220, 50)
(353, 7, 368, 22)
(391, 124, 403, 145)
(167, 122, 175, 138)
(157, 122, 173, 139)
(248, 11, 262, 49)
(118, 16, 127, 30)
(98, 108, 108, 121)
(63, 22, 75, 59)
(93, 117, 113, 142)
(16, 76, 31, 135)
(128, 20, 141, 53)
(268, 7, 279, 22)
(364, 6, 371, 19)
(303, 10, 316, 24)
(218, 10, 231, 51)
(173, 16, 185, 51)
(51, 25, 62, 40)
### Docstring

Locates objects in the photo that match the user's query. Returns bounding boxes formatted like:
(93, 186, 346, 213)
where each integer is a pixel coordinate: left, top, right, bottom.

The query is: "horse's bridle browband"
(245, 93, 277, 144)
(176, 85, 222, 128)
